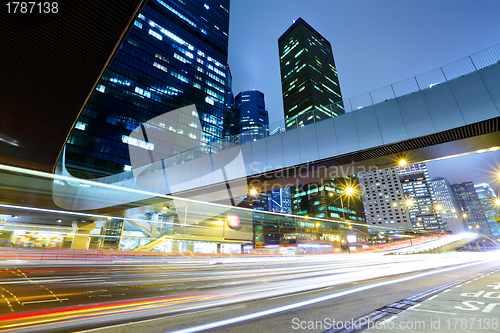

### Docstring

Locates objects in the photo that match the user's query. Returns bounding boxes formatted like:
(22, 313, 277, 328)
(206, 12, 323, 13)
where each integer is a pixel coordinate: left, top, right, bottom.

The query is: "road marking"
(407, 303, 421, 310)
(427, 294, 439, 300)
(379, 315, 397, 324)
(22, 298, 68, 305)
(408, 308, 457, 315)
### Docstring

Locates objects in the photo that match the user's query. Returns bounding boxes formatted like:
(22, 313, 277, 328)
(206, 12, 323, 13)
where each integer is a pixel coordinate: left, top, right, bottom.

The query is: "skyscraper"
(452, 182, 491, 236)
(65, 0, 230, 176)
(291, 177, 367, 226)
(398, 163, 444, 232)
(430, 177, 460, 220)
(474, 183, 498, 237)
(271, 188, 292, 214)
(223, 65, 235, 137)
(231, 90, 268, 144)
(278, 17, 344, 130)
(359, 168, 410, 231)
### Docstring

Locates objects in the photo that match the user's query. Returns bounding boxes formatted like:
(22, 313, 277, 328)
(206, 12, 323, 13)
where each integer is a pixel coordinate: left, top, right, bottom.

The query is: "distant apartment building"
(359, 168, 410, 231)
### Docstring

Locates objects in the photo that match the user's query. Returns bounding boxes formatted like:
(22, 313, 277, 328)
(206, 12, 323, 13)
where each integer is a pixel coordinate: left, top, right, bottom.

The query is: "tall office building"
(452, 182, 491, 236)
(223, 65, 235, 137)
(398, 163, 444, 232)
(430, 177, 460, 219)
(358, 168, 410, 231)
(65, 0, 230, 176)
(474, 183, 499, 237)
(271, 188, 292, 214)
(291, 177, 367, 224)
(278, 17, 344, 130)
(231, 90, 269, 144)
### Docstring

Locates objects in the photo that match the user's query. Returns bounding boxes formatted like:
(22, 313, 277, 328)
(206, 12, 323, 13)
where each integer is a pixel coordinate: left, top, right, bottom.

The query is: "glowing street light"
(495, 198, 500, 206)
(405, 199, 414, 207)
(435, 205, 442, 211)
(249, 188, 258, 196)
(399, 159, 407, 166)
(462, 213, 468, 218)
(345, 187, 354, 196)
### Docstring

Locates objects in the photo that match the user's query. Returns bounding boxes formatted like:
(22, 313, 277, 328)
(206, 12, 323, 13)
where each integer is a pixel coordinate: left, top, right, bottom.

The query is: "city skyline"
(228, 0, 500, 190)
(229, 0, 500, 122)
(426, 150, 500, 192)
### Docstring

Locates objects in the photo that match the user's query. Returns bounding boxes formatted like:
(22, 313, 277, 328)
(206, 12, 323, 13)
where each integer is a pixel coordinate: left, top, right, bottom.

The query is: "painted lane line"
(408, 308, 457, 315)
(22, 298, 68, 305)
(379, 315, 397, 324)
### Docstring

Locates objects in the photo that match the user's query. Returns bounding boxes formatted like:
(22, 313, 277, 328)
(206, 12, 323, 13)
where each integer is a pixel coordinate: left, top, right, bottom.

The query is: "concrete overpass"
(51, 52, 500, 210)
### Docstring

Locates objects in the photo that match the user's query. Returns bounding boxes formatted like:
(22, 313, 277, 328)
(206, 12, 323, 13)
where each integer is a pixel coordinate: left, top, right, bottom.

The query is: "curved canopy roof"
(0, 0, 145, 172)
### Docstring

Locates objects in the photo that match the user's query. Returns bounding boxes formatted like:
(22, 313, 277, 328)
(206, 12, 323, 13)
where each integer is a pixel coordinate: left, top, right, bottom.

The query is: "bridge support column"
(71, 222, 96, 250)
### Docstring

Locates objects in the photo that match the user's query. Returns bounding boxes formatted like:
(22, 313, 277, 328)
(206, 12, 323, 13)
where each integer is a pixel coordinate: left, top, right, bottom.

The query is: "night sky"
(227, 0, 500, 190)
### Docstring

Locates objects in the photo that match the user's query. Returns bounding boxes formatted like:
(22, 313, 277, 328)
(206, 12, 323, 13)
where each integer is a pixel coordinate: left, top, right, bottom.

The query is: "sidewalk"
(364, 267, 500, 332)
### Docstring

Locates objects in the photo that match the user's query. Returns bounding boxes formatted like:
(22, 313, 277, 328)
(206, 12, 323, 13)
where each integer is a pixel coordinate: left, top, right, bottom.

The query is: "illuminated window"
(122, 135, 154, 151)
(149, 29, 162, 40)
(75, 122, 87, 131)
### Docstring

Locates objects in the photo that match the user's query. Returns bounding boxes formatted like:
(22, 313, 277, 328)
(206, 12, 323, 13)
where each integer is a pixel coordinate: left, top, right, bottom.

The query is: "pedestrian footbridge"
(389, 233, 498, 255)
(53, 44, 500, 210)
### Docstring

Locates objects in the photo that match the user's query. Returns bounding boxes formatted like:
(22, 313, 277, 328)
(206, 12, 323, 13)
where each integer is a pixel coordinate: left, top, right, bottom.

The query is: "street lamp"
(399, 159, 407, 166)
(339, 186, 355, 254)
(403, 199, 415, 244)
(345, 186, 354, 196)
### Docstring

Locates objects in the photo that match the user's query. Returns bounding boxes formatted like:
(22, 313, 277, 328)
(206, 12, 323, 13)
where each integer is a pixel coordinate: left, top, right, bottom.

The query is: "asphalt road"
(0, 252, 498, 333)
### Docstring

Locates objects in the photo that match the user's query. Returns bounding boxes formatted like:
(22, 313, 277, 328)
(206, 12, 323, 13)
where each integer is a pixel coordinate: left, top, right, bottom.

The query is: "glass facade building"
(278, 17, 344, 130)
(474, 183, 498, 237)
(451, 182, 491, 236)
(231, 90, 269, 144)
(65, 0, 230, 176)
(398, 163, 444, 232)
(430, 177, 460, 220)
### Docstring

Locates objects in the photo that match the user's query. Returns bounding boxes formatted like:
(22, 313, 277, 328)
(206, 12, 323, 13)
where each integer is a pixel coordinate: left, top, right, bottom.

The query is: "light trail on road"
(0, 252, 497, 332)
